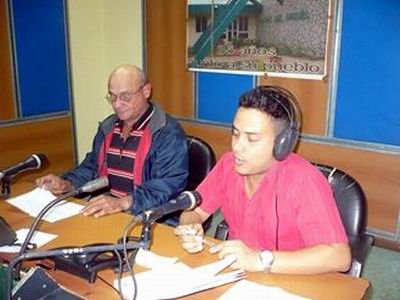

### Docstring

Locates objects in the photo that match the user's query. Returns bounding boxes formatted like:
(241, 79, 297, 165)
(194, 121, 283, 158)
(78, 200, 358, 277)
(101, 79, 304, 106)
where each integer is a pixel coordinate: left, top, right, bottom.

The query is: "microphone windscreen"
(80, 177, 109, 193)
(32, 153, 48, 169)
(180, 191, 202, 210)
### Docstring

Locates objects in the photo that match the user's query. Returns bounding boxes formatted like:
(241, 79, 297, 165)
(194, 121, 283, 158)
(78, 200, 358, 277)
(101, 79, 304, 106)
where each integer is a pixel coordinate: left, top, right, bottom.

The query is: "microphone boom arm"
(14, 189, 80, 278)
(14, 177, 110, 279)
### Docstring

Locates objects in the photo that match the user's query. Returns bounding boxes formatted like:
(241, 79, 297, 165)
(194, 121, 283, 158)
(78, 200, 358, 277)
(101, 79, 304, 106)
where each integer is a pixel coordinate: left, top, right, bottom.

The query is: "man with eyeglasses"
(36, 64, 189, 219)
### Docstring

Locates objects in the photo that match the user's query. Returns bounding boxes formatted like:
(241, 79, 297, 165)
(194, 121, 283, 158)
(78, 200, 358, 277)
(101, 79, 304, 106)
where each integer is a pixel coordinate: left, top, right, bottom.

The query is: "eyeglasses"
(105, 85, 144, 104)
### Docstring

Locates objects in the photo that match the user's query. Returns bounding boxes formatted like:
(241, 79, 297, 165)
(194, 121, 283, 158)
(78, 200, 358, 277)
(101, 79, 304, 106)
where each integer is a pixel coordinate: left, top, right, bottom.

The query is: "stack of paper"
(0, 228, 58, 253)
(114, 256, 245, 299)
(135, 248, 178, 269)
(7, 188, 84, 223)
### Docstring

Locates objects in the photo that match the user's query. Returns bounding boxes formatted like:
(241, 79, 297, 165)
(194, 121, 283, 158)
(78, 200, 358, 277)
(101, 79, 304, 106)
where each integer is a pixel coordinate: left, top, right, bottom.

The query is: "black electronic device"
(0, 216, 17, 246)
(12, 267, 84, 300)
(50, 241, 140, 284)
(50, 243, 123, 283)
(5, 241, 144, 300)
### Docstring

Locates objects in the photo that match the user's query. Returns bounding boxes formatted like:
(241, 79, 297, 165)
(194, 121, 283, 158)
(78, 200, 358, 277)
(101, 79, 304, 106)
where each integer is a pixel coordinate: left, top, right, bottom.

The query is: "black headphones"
(261, 86, 301, 161)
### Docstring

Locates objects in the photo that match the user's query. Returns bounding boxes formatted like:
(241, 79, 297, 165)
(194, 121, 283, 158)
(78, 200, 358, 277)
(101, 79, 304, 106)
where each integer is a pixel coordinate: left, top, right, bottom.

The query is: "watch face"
(261, 250, 274, 265)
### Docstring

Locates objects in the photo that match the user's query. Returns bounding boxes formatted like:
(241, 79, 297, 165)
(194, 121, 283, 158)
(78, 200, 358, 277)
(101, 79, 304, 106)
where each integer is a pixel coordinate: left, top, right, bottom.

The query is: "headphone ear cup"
(273, 126, 299, 161)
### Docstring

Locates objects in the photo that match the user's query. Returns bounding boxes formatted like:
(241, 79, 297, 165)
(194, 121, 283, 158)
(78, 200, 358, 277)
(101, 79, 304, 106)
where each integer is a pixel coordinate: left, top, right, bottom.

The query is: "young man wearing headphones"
(175, 86, 351, 274)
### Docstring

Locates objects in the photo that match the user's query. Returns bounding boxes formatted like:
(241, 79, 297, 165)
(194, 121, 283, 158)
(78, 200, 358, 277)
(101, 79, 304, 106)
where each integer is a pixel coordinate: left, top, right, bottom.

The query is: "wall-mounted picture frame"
(187, 0, 333, 80)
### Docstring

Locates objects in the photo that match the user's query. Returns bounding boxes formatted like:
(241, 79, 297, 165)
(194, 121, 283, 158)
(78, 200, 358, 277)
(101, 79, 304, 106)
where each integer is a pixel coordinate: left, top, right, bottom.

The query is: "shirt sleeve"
(294, 168, 349, 246)
(197, 153, 232, 215)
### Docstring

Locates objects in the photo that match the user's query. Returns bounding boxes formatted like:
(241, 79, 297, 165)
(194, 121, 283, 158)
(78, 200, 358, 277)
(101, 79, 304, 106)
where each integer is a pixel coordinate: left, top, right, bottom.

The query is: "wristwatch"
(259, 250, 274, 273)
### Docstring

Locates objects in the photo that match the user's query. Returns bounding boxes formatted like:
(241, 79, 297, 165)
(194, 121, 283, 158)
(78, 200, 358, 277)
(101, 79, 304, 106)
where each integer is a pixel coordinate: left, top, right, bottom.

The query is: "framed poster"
(187, 0, 333, 80)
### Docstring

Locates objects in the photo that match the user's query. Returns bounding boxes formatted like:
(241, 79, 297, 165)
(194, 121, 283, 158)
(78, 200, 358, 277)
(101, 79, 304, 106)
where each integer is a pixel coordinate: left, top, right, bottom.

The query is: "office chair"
(214, 163, 374, 277)
(162, 135, 216, 227)
(185, 135, 217, 191)
(313, 163, 374, 277)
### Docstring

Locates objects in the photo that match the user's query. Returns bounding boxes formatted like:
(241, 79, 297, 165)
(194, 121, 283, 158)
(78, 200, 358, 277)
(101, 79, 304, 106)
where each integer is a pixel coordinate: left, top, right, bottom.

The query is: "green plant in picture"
(232, 37, 252, 48)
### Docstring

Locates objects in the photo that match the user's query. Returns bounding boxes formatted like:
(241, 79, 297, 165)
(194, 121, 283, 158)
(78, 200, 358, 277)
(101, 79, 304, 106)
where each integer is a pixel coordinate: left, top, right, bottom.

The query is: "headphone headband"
(260, 85, 301, 131)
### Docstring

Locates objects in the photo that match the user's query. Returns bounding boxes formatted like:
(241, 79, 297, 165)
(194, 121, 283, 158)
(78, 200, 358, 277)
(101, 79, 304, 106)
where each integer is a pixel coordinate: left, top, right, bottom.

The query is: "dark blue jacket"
(63, 104, 189, 214)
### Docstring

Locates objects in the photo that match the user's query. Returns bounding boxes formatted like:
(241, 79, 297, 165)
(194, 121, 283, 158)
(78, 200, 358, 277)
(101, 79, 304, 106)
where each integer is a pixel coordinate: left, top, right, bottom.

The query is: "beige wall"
(67, 0, 143, 161)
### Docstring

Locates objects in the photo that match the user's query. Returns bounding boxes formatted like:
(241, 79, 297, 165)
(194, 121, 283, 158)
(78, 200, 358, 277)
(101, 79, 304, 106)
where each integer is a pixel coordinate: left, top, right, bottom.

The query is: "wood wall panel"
(181, 121, 400, 235)
(0, 0, 16, 120)
(259, 77, 328, 135)
(0, 116, 75, 184)
(146, 0, 194, 117)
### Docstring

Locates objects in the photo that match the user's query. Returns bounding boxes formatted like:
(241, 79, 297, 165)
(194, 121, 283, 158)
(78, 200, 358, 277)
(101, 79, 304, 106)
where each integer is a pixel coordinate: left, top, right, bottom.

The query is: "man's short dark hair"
(239, 86, 295, 134)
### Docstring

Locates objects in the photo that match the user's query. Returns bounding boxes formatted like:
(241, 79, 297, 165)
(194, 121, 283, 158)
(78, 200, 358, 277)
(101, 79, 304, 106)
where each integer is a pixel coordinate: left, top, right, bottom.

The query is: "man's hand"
(174, 224, 205, 253)
(35, 174, 73, 195)
(213, 240, 264, 272)
(81, 195, 132, 218)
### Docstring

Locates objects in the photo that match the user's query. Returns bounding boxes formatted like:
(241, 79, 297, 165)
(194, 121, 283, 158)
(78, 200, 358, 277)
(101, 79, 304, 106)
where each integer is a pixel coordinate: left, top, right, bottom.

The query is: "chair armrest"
(353, 233, 374, 265)
(347, 233, 374, 277)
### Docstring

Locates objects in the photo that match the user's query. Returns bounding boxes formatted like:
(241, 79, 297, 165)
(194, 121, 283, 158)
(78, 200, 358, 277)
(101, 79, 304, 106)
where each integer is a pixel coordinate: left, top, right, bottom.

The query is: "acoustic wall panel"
(197, 72, 254, 124)
(334, 0, 400, 146)
(11, 0, 70, 117)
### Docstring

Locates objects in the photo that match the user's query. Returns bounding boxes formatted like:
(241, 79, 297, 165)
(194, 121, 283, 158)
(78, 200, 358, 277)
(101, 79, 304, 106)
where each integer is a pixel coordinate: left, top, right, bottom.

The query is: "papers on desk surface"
(135, 248, 178, 269)
(7, 187, 84, 223)
(0, 228, 57, 253)
(115, 255, 245, 300)
(219, 280, 310, 300)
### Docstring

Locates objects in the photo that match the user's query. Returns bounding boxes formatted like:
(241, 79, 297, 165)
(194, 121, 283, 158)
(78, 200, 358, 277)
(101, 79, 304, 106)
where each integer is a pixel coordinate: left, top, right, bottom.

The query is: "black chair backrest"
(186, 135, 217, 191)
(160, 135, 216, 227)
(314, 164, 367, 251)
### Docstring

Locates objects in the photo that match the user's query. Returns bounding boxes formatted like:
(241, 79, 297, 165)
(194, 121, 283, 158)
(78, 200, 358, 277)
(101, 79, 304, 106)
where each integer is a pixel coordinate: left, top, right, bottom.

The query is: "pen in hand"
(181, 227, 218, 252)
(202, 239, 218, 253)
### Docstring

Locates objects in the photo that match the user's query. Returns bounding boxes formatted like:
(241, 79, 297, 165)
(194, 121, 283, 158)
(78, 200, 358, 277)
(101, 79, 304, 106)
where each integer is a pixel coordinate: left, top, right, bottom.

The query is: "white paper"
(135, 248, 178, 269)
(192, 254, 237, 276)
(0, 228, 57, 253)
(114, 257, 245, 300)
(6, 188, 84, 223)
(219, 279, 310, 300)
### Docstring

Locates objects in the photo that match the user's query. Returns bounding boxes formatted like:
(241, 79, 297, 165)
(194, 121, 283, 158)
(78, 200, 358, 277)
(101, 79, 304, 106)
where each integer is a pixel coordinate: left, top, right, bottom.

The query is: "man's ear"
(142, 83, 152, 98)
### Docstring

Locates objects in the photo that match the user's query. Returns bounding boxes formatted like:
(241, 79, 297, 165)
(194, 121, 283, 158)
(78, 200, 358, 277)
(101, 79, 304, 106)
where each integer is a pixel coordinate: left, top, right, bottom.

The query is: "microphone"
(77, 176, 109, 194)
(0, 154, 47, 180)
(14, 177, 109, 280)
(135, 191, 202, 223)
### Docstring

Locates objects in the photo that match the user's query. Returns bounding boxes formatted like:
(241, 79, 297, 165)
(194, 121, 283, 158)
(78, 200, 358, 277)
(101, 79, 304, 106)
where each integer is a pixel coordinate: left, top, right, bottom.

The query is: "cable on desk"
(113, 249, 124, 300)
(97, 274, 121, 298)
(122, 218, 139, 300)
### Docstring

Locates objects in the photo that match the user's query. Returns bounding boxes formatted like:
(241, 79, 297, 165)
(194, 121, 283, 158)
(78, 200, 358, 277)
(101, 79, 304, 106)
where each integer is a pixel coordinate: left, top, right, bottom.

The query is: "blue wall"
(11, 0, 70, 117)
(198, 72, 254, 124)
(334, 0, 400, 146)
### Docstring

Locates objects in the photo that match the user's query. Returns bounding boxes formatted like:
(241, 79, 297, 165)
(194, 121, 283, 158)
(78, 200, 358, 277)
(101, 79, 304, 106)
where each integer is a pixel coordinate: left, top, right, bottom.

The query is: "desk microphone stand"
(0, 176, 11, 200)
(140, 221, 154, 247)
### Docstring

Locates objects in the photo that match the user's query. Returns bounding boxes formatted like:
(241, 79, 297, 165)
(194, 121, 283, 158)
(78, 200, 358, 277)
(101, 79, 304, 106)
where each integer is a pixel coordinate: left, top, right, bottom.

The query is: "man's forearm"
(271, 243, 351, 274)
